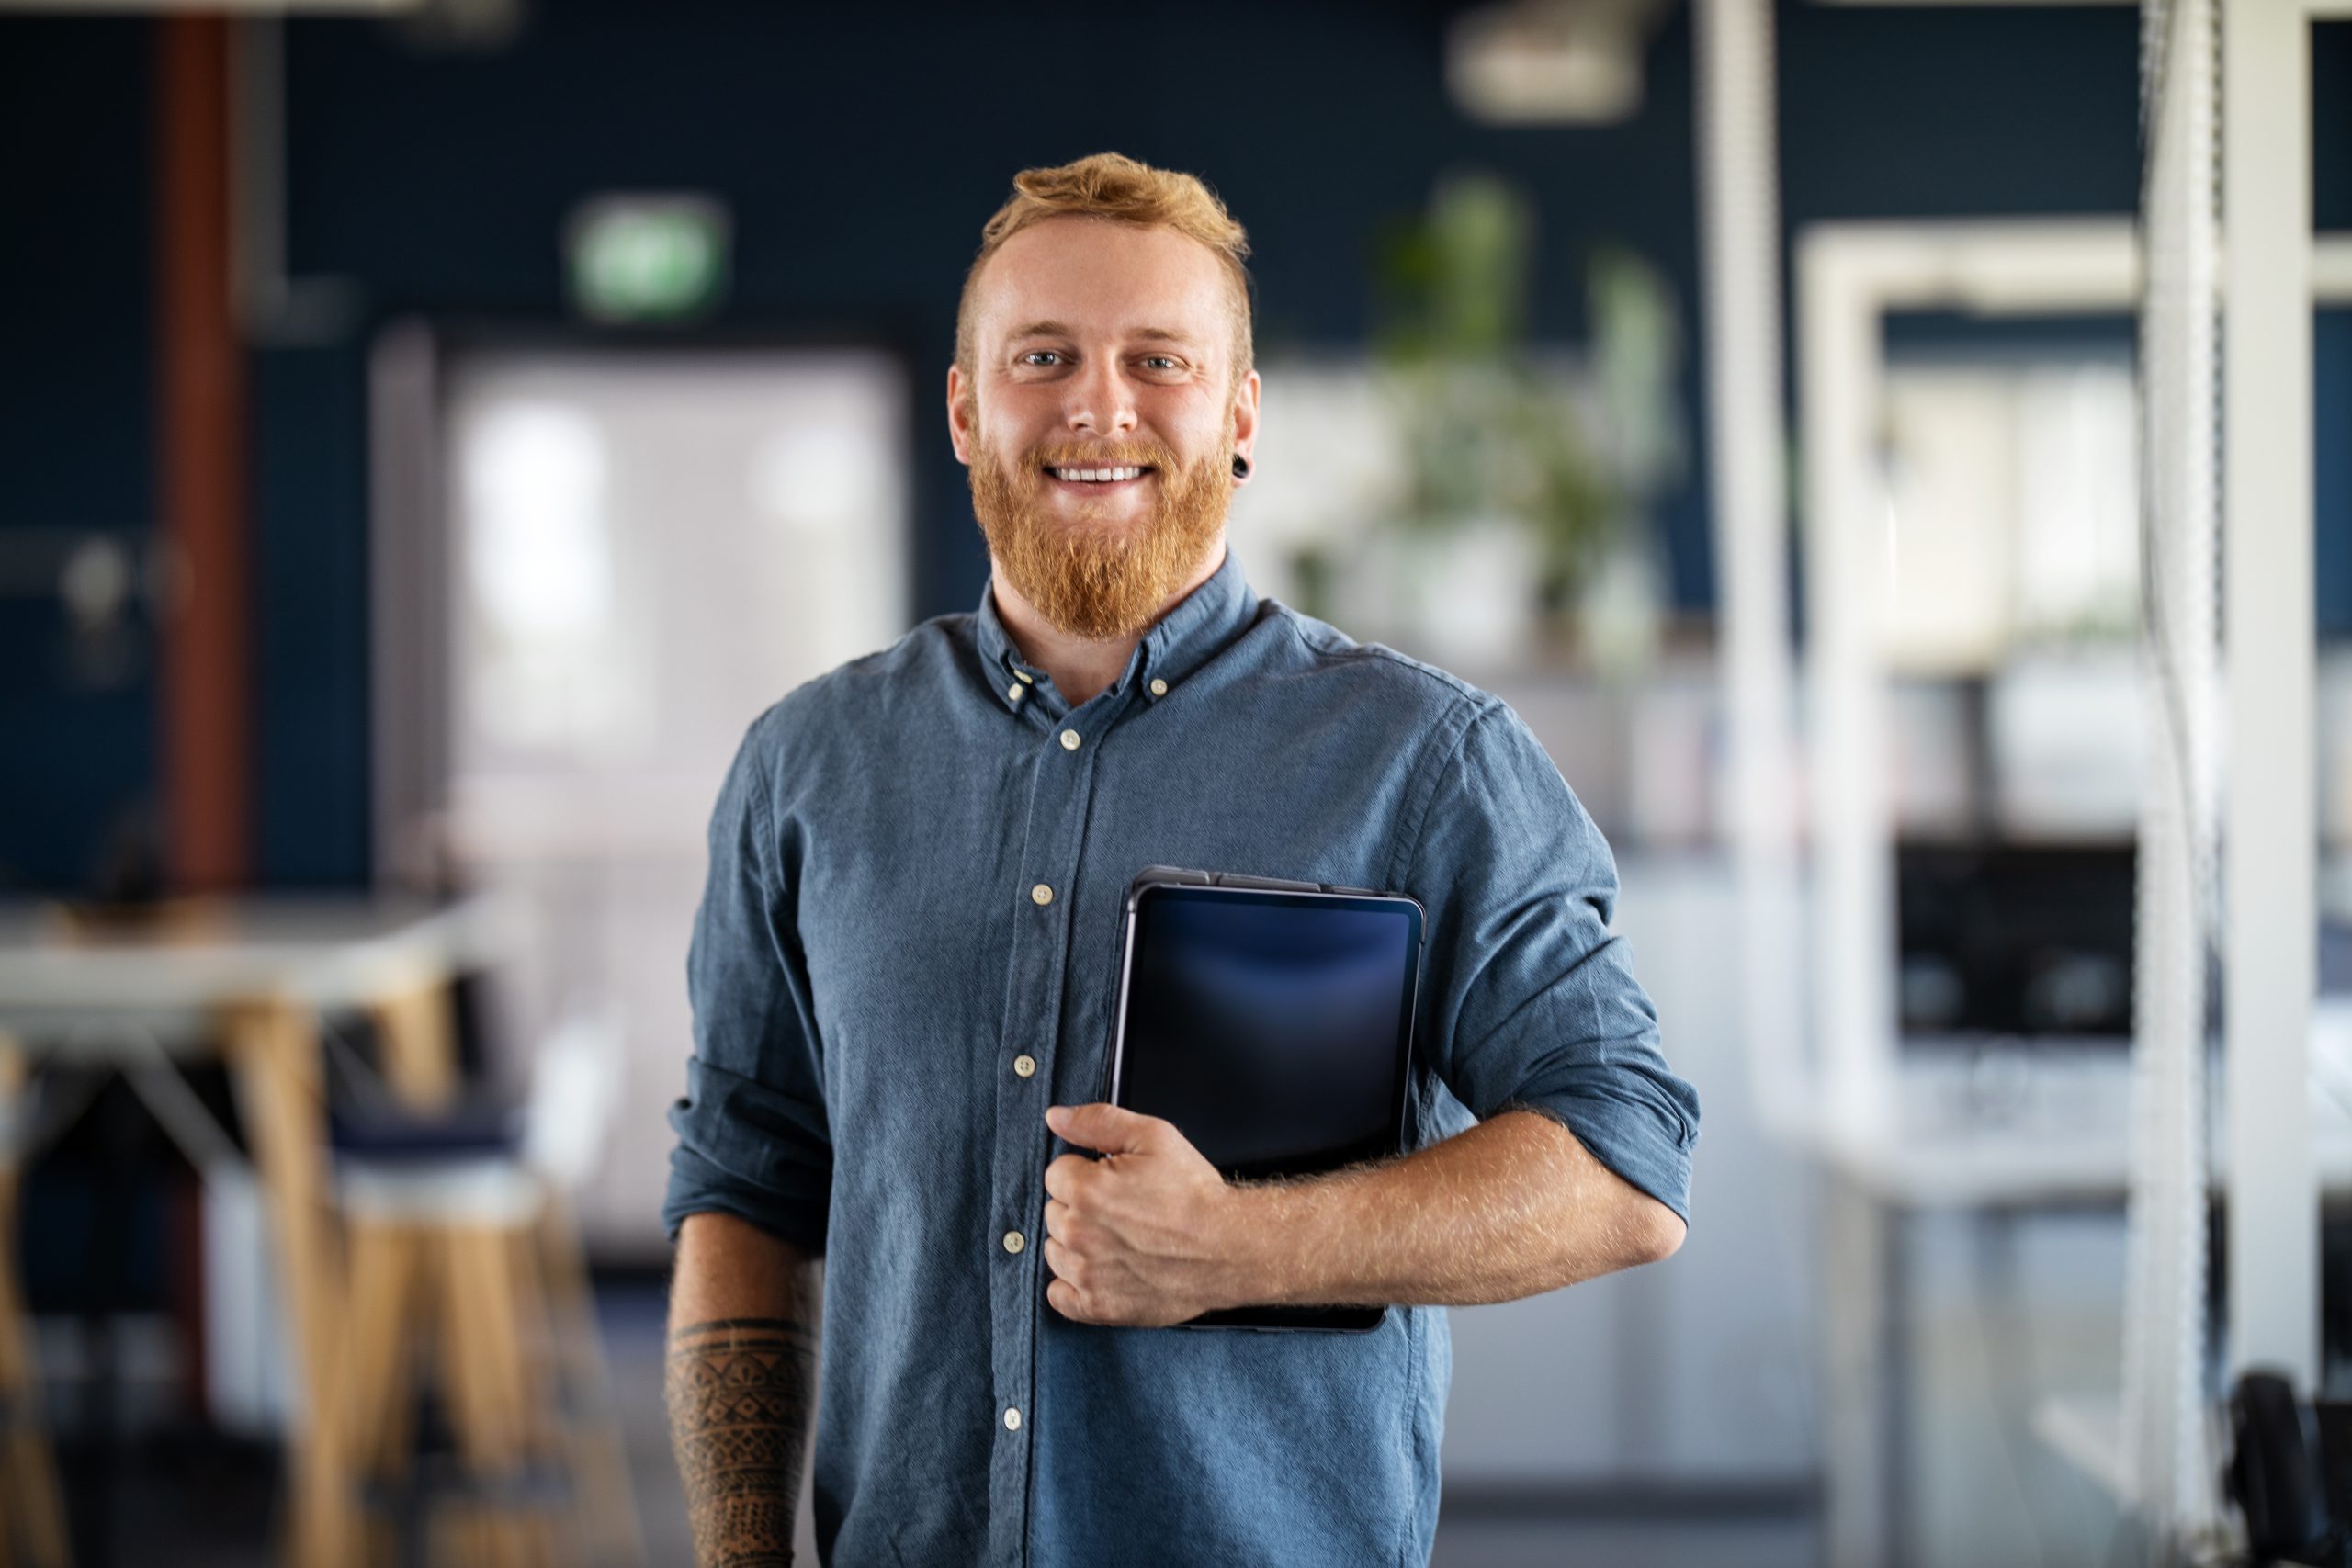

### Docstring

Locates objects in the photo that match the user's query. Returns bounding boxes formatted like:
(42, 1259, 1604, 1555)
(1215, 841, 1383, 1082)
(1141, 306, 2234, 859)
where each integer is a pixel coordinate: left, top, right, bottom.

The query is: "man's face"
(949, 216, 1261, 642)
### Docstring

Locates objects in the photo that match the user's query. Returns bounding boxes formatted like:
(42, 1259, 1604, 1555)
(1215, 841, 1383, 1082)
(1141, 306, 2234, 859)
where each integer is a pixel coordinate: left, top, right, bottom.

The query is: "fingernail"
(1045, 1105, 1068, 1130)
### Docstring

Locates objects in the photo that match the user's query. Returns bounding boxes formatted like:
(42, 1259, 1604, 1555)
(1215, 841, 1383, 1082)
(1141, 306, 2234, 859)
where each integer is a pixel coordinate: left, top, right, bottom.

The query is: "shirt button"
(1149, 678, 1169, 697)
(1012, 1054, 1037, 1078)
(1008, 682, 1025, 702)
(1003, 1406, 1023, 1431)
(1058, 728, 1081, 751)
(1002, 1230, 1026, 1255)
(1030, 883, 1054, 907)
(1013, 669, 1035, 684)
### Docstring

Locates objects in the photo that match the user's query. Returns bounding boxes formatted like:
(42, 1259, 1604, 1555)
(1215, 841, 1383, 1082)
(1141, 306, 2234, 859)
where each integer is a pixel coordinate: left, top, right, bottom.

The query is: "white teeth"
(1054, 466, 1144, 482)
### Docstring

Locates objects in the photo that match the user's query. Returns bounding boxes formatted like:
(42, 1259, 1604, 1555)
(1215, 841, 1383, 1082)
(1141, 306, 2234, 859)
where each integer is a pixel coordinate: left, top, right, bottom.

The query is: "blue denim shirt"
(663, 547, 1700, 1568)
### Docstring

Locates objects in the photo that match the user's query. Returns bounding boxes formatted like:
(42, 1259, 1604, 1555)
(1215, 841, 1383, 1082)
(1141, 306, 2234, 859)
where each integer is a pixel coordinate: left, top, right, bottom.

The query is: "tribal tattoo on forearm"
(667, 1314, 818, 1568)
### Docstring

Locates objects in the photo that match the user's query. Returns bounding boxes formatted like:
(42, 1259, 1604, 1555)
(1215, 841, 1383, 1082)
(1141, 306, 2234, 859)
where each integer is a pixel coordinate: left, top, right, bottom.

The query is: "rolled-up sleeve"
(1406, 699, 1699, 1222)
(661, 712, 833, 1255)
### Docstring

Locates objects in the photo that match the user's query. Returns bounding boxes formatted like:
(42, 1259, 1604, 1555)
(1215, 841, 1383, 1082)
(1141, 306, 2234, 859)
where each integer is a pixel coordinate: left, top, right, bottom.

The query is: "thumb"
(1046, 1101, 1159, 1154)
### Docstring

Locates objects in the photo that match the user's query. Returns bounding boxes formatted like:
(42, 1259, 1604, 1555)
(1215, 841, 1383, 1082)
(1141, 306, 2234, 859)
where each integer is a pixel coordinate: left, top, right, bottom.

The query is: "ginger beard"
(967, 407, 1234, 643)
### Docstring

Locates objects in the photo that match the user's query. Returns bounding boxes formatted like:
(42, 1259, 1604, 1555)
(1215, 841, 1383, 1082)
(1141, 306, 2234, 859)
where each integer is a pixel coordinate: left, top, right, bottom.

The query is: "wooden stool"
(339, 1160, 556, 1568)
(335, 1156, 639, 1568)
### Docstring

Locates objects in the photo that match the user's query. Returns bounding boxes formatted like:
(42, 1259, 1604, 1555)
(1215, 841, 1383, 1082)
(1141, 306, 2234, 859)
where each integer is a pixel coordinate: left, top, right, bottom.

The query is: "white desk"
(1802, 1043, 2352, 1568)
(0, 896, 509, 1034)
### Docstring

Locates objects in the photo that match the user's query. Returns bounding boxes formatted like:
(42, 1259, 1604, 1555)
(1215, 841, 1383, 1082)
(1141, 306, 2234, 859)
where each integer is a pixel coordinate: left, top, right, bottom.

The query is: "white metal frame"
(1796, 218, 2143, 1145)
(1792, 220, 2352, 1122)
(2221, 0, 2352, 1396)
(1791, 225, 2139, 1568)
(1787, 208, 2352, 1561)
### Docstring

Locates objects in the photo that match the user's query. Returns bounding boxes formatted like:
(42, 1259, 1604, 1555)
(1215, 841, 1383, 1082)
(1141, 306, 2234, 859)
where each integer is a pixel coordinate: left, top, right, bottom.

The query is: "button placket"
(985, 694, 1110, 1562)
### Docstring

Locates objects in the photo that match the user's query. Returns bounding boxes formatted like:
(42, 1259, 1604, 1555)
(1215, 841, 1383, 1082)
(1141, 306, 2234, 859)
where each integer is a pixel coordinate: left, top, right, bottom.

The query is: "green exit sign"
(566, 195, 730, 323)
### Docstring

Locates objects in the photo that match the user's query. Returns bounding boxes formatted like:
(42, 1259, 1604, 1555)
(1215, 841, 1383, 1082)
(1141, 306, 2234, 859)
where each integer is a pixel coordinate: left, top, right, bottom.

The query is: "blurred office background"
(0, 0, 2344, 1563)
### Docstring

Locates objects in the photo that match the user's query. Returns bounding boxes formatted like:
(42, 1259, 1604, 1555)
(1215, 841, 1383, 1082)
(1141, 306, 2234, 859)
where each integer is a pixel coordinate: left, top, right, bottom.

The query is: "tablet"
(1103, 865, 1425, 1333)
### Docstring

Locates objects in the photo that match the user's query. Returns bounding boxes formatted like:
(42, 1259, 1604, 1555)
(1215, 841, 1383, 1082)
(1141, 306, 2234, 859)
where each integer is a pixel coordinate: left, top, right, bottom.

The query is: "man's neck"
(989, 537, 1227, 709)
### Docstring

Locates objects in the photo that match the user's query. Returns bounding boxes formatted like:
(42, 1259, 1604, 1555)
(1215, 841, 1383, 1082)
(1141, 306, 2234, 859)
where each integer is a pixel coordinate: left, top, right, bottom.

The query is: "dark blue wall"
(7, 1, 2334, 892)
(0, 20, 157, 894)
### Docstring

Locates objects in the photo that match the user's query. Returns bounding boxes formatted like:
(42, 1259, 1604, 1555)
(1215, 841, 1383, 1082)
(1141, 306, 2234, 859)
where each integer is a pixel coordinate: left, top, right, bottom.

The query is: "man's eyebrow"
(1002, 321, 1202, 346)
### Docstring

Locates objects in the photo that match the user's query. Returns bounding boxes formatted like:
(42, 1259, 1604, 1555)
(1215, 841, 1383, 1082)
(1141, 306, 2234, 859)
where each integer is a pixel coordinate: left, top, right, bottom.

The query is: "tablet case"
(1102, 864, 1425, 1333)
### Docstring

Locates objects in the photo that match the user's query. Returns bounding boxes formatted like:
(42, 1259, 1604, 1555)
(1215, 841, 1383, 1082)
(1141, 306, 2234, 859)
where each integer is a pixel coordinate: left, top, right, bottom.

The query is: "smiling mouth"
(1044, 465, 1153, 486)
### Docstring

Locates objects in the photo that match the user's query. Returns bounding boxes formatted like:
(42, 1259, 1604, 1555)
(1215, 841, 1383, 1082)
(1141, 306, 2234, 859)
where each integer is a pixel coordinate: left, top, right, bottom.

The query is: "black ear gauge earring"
(1231, 454, 1251, 479)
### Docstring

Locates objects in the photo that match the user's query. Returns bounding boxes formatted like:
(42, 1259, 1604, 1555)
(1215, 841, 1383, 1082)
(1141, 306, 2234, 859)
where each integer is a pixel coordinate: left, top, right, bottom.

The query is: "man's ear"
(1229, 367, 1261, 477)
(946, 365, 975, 467)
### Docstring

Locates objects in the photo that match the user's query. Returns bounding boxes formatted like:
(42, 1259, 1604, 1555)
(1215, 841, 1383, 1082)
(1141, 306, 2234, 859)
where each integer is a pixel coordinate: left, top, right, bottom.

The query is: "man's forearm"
(668, 1212, 820, 1568)
(1223, 1108, 1684, 1310)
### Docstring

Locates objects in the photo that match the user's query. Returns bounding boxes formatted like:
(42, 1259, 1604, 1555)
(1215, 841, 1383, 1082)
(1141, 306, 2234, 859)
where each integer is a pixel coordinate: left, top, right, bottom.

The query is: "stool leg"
(534, 1195, 644, 1567)
(489, 1224, 562, 1568)
(0, 1037, 71, 1568)
(427, 1230, 488, 1568)
(436, 1226, 535, 1568)
(498, 1224, 564, 1568)
(341, 1220, 419, 1568)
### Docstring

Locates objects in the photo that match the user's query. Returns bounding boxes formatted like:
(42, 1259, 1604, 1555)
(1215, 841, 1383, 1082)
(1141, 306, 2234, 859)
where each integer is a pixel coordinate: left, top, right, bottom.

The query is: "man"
(663, 152, 1699, 1568)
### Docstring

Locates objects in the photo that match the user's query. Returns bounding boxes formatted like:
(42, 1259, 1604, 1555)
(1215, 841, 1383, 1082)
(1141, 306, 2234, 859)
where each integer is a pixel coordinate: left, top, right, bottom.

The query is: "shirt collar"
(973, 544, 1258, 710)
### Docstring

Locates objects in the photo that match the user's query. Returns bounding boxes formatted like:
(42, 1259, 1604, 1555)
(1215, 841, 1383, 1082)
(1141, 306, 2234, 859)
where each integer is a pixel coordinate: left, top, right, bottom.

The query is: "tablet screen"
(1114, 887, 1419, 1182)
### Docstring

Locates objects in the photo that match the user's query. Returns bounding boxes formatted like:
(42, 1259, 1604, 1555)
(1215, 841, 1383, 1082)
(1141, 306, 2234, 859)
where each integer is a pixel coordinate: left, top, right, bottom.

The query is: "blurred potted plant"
(1358, 170, 1684, 671)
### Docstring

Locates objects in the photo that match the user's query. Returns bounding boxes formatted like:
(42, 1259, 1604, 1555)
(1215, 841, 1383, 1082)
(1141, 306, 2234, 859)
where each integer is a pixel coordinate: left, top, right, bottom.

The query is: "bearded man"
(662, 152, 1700, 1568)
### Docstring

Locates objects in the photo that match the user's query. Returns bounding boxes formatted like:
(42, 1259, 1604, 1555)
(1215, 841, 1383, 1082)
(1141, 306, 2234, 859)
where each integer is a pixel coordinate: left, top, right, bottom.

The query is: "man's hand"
(1039, 1103, 1685, 1322)
(1040, 1102, 1243, 1326)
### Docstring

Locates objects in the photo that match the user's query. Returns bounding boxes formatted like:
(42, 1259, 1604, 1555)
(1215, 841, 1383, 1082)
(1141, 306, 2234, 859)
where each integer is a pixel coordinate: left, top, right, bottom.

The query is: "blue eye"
(1142, 355, 1181, 371)
(1021, 351, 1063, 367)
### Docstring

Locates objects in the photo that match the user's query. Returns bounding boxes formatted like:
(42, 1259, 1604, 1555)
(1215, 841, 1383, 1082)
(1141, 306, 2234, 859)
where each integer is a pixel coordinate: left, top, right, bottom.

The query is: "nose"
(1063, 356, 1138, 438)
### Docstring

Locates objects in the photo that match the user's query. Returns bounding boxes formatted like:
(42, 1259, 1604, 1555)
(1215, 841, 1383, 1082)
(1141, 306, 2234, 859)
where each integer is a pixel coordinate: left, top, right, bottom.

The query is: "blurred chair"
(332, 1010, 642, 1568)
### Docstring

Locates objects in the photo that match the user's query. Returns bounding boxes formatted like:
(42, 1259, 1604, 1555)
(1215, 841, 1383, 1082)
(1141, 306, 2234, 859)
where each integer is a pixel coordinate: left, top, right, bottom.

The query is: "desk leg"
(1822, 1173, 1903, 1568)
(0, 1037, 70, 1568)
(224, 999, 351, 1568)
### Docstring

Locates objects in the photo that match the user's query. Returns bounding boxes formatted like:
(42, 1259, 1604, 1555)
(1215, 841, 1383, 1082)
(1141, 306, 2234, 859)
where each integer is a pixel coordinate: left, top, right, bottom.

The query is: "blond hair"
(956, 152, 1254, 385)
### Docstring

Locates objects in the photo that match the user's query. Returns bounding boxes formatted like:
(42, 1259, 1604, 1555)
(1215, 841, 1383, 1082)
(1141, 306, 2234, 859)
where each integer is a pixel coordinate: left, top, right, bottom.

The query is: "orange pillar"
(155, 16, 250, 892)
